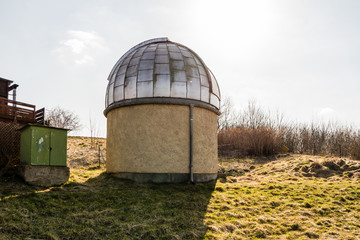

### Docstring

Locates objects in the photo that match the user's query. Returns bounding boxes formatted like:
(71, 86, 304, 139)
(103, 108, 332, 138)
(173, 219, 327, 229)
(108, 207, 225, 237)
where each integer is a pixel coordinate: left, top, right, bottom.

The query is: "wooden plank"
(0, 97, 36, 123)
(0, 97, 35, 109)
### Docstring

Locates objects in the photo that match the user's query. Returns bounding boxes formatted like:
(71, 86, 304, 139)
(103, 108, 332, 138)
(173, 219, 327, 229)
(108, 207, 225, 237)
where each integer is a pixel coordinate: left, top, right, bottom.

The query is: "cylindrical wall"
(106, 104, 218, 182)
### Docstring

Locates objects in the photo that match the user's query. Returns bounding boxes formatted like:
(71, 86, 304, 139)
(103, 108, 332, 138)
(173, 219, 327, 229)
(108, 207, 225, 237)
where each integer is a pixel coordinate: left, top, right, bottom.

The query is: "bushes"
(218, 127, 281, 157)
(350, 135, 360, 160)
(218, 100, 283, 157)
(218, 99, 360, 159)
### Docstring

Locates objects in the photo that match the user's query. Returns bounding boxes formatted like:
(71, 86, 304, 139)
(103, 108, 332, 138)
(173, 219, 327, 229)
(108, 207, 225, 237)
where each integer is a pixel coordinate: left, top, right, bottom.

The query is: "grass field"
(0, 137, 360, 239)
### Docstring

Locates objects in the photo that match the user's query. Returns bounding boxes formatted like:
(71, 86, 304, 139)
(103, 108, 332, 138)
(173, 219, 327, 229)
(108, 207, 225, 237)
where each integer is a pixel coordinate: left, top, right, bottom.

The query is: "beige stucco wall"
(193, 107, 218, 173)
(106, 104, 218, 174)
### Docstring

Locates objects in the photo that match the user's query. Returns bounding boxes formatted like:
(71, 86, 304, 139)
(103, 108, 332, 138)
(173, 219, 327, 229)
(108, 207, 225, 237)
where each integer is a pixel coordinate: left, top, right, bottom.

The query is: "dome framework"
(104, 37, 220, 116)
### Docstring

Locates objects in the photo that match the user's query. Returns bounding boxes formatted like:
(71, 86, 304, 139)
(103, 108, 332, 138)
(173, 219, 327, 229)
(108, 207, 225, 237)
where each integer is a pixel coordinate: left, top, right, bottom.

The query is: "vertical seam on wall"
(189, 104, 194, 183)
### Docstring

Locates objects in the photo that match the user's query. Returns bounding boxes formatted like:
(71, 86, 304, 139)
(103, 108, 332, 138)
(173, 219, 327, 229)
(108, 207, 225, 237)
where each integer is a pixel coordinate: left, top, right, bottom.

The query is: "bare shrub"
(218, 97, 360, 159)
(46, 107, 81, 132)
(218, 100, 282, 157)
(89, 114, 102, 149)
(350, 134, 360, 160)
(219, 127, 282, 157)
(280, 123, 301, 153)
(218, 96, 236, 130)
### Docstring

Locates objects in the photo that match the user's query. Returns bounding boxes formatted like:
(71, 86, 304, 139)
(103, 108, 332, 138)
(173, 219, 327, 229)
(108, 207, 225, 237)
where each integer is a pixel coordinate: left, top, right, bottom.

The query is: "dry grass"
(66, 136, 106, 183)
(0, 137, 359, 239)
(67, 136, 106, 168)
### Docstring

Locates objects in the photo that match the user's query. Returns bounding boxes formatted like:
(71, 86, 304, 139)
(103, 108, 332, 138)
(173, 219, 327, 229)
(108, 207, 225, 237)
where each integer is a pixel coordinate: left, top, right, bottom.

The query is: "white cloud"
(63, 38, 85, 54)
(318, 107, 336, 116)
(75, 55, 94, 65)
(52, 30, 107, 65)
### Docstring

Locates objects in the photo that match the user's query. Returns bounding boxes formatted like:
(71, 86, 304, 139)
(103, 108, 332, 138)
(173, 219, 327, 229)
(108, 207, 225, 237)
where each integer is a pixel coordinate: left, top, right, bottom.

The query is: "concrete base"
(17, 165, 69, 186)
(110, 172, 217, 183)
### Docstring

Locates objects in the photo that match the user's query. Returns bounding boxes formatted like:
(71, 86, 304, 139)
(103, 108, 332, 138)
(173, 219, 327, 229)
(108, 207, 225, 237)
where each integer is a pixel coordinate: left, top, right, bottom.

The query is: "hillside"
(0, 137, 359, 239)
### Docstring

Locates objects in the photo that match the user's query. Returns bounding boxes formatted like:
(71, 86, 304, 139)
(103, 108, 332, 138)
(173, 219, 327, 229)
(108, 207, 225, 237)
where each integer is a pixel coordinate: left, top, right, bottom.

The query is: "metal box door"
(49, 129, 67, 166)
(31, 127, 50, 165)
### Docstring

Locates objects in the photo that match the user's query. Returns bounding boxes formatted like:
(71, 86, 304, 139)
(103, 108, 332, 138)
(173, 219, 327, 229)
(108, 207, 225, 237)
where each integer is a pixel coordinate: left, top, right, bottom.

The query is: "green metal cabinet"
(20, 124, 68, 166)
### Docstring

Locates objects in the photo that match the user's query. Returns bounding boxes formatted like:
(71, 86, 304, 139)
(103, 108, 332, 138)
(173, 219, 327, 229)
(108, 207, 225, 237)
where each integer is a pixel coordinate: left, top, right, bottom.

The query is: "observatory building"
(104, 38, 221, 183)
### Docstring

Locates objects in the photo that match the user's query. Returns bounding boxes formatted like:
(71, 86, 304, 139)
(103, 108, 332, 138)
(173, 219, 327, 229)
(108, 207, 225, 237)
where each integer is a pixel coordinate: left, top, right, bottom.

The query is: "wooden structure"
(0, 77, 44, 125)
(0, 77, 45, 169)
(0, 77, 14, 99)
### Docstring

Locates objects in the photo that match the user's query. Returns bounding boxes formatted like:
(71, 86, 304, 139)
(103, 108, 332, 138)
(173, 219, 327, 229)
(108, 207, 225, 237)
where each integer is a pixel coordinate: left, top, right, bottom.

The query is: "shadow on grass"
(0, 173, 49, 199)
(0, 172, 216, 239)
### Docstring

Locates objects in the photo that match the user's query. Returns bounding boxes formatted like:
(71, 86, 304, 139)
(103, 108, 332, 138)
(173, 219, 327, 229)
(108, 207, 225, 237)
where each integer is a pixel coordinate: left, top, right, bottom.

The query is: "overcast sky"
(1, 0, 359, 136)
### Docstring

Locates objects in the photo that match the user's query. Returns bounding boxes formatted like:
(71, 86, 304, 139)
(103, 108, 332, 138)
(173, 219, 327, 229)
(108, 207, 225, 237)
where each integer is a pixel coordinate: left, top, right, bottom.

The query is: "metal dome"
(104, 37, 221, 115)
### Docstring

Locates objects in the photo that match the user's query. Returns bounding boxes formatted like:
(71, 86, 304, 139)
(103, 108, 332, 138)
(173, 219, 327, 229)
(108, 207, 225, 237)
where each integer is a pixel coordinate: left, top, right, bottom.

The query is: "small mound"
(298, 158, 360, 178)
(219, 154, 360, 181)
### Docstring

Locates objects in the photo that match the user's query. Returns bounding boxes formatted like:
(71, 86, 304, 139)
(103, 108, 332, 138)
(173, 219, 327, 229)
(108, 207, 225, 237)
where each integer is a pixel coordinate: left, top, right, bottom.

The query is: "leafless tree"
(46, 107, 81, 132)
(89, 114, 101, 149)
(236, 99, 270, 129)
(218, 96, 236, 130)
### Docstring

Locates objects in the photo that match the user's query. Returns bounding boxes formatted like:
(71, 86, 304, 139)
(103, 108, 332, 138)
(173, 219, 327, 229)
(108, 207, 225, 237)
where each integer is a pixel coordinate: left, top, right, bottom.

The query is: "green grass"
(1, 173, 214, 239)
(207, 178, 360, 239)
(1, 148, 360, 239)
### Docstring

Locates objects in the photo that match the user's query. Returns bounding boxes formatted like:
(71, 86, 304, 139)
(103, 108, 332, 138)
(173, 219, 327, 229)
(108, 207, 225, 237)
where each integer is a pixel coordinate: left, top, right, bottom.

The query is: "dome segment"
(104, 37, 221, 116)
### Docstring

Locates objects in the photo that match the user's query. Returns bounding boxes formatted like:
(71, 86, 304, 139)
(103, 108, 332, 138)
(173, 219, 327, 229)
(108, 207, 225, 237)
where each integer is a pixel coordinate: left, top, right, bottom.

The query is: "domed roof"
(104, 37, 220, 115)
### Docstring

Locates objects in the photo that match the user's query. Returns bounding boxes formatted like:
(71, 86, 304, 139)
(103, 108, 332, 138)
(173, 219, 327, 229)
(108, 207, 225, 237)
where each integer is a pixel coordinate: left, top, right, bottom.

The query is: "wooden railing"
(0, 97, 40, 124)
